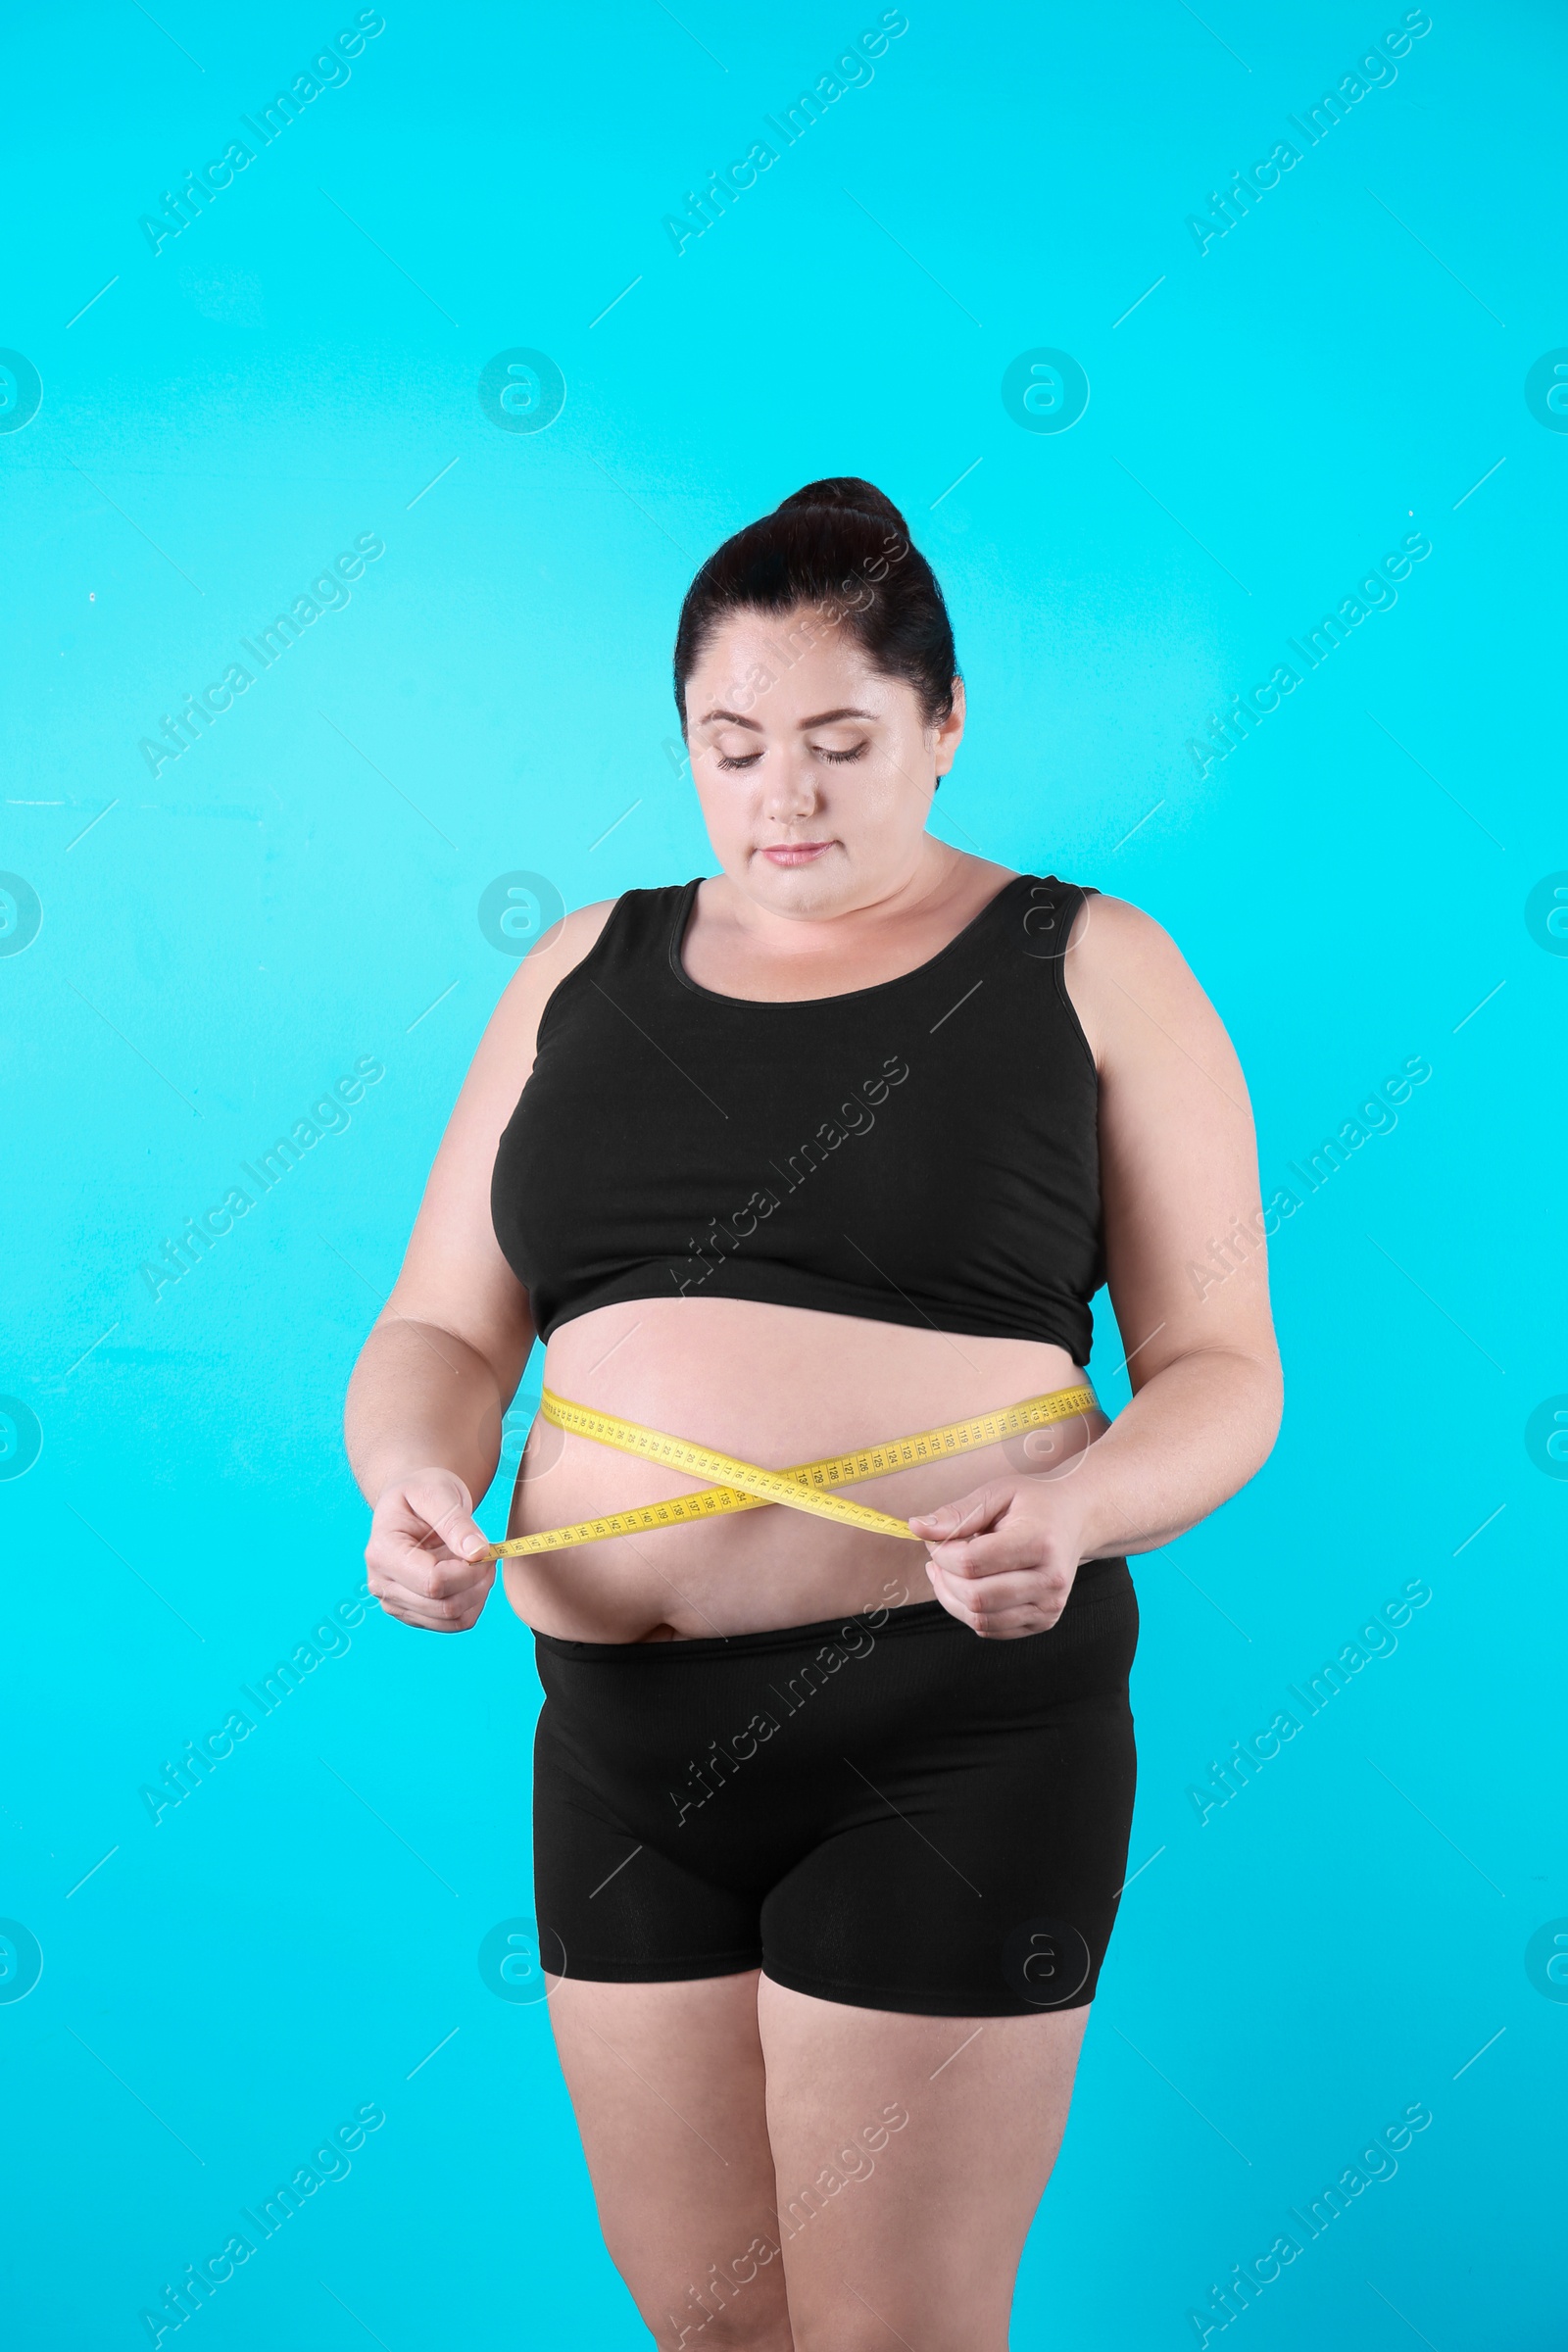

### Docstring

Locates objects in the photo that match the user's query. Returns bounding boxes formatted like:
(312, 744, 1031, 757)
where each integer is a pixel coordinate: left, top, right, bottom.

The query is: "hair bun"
(774, 476, 908, 537)
(674, 473, 956, 729)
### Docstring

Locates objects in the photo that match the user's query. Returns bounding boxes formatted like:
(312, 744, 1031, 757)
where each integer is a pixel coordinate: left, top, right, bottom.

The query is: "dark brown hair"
(673, 476, 958, 731)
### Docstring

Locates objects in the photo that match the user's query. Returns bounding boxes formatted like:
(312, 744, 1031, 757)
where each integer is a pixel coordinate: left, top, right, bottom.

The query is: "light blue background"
(2, 1, 1563, 2344)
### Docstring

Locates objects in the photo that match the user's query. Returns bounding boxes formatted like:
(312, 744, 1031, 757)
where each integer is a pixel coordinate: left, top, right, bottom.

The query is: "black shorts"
(531, 1556, 1139, 2018)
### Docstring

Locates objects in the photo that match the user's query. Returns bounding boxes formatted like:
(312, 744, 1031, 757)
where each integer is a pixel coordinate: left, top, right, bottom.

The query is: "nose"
(760, 747, 821, 823)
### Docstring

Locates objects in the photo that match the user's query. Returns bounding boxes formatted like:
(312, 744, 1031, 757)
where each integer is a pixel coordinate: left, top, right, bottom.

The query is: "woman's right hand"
(365, 1468, 495, 1632)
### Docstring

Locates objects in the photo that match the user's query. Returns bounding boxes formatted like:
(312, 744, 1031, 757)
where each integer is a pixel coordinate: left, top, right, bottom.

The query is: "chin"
(751, 858, 848, 908)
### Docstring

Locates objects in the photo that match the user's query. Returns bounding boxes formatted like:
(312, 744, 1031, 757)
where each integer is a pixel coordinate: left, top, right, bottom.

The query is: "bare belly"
(500, 1297, 1106, 1641)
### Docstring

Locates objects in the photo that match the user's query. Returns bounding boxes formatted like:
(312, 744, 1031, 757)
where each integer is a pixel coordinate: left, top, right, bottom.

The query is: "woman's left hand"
(906, 1479, 1088, 1638)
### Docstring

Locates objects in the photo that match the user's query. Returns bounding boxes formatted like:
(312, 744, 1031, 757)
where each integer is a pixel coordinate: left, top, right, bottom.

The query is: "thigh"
(758, 1977, 1090, 2352)
(546, 1970, 793, 2349)
(760, 1572, 1140, 2018)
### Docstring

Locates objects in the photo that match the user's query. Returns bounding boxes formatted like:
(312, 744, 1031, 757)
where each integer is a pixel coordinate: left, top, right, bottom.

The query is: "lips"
(761, 841, 833, 864)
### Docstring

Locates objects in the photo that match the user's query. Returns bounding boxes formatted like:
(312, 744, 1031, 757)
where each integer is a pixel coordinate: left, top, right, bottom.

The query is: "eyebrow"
(696, 705, 877, 731)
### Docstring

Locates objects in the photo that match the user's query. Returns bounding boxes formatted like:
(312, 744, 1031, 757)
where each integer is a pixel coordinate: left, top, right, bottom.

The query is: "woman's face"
(682, 603, 965, 915)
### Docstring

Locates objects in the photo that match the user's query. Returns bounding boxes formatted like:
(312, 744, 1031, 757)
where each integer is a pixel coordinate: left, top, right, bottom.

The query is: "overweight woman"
(344, 478, 1282, 2351)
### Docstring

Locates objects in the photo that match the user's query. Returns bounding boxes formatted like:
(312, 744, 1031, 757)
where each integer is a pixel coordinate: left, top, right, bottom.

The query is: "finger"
(370, 1548, 494, 1610)
(382, 1472, 483, 1554)
(378, 1600, 483, 1633)
(906, 1482, 1014, 1544)
(373, 1543, 491, 1599)
(368, 1549, 480, 1607)
(922, 1523, 1059, 1579)
(403, 1485, 487, 1567)
(374, 1519, 496, 1599)
(371, 1579, 490, 1630)
(389, 1570, 494, 1618)
(405, 1547, 496, 1604)
(925, 1559, 1071, 1633)
(929, 1563, 1071, 1614)
(927, 1594, 1065, 1641)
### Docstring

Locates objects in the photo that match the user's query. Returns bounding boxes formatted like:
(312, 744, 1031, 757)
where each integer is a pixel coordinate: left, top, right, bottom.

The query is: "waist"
(499, 1299, 1105, 1642)
(534, 1560, 1134, 1664)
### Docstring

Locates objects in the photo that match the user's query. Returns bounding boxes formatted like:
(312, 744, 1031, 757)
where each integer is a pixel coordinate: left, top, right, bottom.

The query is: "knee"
(646, 2279, 794, 2351)
(656, 2308, 794, 2351)
(792, 2298, 995, 2352)
(790, 2321, 902, 2352)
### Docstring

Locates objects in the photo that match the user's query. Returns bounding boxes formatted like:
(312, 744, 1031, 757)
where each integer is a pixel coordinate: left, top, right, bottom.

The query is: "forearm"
(1074, 1346, 1283, 1562)
(344, 1316, 513, 1507)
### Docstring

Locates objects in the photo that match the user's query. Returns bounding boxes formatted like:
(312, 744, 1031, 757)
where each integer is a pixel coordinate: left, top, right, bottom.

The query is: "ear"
(932, 675, 966, 777)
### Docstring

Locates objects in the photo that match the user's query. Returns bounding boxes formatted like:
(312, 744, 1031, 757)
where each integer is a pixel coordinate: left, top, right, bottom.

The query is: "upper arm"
(1061, 894, 1280, 1393)
(378, 899, 617, 1397)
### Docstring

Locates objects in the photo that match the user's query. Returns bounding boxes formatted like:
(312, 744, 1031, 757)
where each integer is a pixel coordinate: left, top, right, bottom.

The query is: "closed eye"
(714, 741, 868, 770)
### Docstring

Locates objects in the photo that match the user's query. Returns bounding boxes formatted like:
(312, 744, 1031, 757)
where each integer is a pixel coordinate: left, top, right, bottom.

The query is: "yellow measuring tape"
(479, 1383, 1099, 1560)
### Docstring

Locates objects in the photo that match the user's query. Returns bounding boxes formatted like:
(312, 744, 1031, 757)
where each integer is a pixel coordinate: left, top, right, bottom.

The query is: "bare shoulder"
(1061, 891, 1239, 1081)
(1066, 890, 1192, 987)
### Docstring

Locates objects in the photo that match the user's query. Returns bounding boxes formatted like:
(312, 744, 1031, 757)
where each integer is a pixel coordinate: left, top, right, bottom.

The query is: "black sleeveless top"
(491, 872, 1104, 1362)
